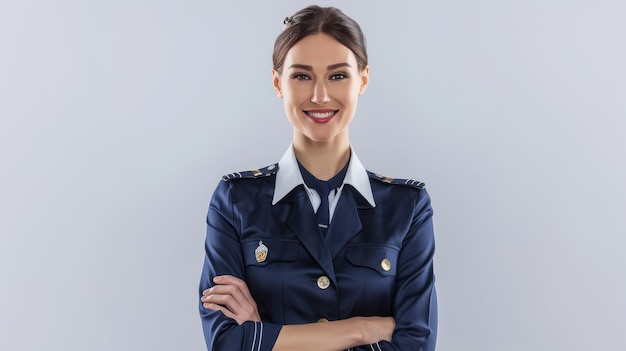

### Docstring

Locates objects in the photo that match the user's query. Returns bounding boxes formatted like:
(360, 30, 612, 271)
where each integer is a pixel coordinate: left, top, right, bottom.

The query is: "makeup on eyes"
(289, 71, 350, 80)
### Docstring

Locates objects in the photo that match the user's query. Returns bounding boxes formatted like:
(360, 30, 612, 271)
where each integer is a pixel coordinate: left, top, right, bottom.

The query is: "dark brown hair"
(273, 5, 368, 73)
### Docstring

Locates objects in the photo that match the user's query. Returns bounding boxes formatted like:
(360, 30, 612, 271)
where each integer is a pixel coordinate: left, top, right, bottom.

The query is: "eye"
(290, 73, 311, 80)
(330, 72, 348, 80)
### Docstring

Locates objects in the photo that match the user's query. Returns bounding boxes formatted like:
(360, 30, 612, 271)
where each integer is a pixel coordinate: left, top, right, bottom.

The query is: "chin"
(305, 130, 344, 143)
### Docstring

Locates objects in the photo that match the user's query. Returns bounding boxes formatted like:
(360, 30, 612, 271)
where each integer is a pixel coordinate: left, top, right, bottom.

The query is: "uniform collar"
(272, 144, 376, 207)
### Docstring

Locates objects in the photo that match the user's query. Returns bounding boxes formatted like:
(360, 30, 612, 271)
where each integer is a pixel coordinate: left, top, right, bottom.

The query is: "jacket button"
(317, 276, 330, 289)
(318, 318, 329, 322)
(381, 258, 391, 271)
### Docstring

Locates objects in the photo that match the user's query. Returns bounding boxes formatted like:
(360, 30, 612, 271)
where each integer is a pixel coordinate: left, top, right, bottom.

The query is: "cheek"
(283, 95, 302, 114)
(329, 85, 359, 107)
(282, 81, 308, 105)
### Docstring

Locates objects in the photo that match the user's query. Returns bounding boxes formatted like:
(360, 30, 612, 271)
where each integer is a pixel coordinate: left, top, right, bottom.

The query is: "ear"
(272, 68, 283, 98)
(359, 65, 370, 96)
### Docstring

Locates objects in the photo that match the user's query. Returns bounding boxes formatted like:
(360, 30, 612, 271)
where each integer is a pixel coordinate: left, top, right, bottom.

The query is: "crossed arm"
(201, 182, 436, 351)
(201, 275, 395, 351)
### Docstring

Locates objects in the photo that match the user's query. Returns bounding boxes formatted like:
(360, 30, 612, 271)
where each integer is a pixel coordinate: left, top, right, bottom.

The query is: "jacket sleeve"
(355, 188, 438, 351)
(199, 180, 282, 351)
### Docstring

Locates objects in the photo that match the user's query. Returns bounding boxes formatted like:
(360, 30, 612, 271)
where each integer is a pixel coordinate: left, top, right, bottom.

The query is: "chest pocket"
(242, 240, 300, 267)
(241, 240, 301, 320)
(345, 245, 399, 277)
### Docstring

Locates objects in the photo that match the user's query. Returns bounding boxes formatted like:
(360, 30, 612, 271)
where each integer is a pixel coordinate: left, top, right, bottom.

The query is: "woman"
(199, 5, 437, 351)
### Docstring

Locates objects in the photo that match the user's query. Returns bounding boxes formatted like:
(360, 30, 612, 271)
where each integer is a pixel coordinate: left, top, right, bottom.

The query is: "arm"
(317, 187, 437, 351)
(200, 181, 394, 351)
(274, 317, 394, 351)
(199, 180, 281, 351)
(202, 275, 395, 351)
(373, 188, 438, 351)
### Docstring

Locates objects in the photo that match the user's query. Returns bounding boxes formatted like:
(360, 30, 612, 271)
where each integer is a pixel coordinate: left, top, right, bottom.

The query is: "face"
(272, 33, 369, 144)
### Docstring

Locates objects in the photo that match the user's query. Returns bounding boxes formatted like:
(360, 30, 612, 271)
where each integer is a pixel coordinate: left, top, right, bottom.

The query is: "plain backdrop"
(1, 0, 624, 350)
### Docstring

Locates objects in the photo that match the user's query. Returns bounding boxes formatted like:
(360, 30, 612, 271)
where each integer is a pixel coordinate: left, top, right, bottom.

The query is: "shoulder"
(367, 171, 433, 217)
(222, 163, 279, 182)
(367, 171, 425, 190)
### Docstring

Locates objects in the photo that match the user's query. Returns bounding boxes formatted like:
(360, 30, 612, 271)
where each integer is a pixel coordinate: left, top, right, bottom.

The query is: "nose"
(311, 80, 330, 105)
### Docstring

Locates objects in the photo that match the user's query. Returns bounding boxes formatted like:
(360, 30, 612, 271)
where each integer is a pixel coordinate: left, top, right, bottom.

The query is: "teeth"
(307, 111, 335, 118)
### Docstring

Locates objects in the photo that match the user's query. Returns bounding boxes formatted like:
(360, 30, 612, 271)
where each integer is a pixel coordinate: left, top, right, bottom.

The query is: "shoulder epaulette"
(368, 171, 425, 189)
(222, 163, 278, 181)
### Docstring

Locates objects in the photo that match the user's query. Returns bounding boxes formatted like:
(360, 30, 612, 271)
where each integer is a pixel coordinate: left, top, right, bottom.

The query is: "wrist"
(350, 316, 370, 345)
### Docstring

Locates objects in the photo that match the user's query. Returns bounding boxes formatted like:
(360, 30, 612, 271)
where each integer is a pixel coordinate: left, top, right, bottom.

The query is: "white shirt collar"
(272, 144, 376, 207)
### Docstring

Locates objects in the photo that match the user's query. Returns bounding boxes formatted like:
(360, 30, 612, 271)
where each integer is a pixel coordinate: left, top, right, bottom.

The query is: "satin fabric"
(199, 168, 437, 351)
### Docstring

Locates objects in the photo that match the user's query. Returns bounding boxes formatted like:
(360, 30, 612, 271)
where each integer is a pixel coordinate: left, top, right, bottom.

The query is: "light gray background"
(1, 0, 624, 350)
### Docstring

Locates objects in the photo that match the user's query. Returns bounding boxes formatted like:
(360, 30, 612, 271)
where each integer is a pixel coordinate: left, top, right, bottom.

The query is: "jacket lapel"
(325, 186, 368, 259)
(284, 187, 336, 282)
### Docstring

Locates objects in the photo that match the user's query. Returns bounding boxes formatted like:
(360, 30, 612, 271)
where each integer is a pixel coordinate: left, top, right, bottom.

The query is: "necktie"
(298, 161, 349, 237)
(313, 181, 331, 236)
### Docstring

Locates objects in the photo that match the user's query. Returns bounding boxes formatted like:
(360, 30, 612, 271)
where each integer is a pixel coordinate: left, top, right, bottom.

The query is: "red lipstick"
(303, 109, 338, 124)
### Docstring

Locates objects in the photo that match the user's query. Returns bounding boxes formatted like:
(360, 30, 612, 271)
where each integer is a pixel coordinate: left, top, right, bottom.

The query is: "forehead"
(284, 33, 357, 68)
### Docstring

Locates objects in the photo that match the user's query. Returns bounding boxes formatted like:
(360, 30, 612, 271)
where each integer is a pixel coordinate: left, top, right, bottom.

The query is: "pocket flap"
(346, 246, 399, 276)
(242, 240, 300, 266)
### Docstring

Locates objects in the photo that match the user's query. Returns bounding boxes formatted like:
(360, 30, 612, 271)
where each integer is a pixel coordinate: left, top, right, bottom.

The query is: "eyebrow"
(288, 63, 352, 71)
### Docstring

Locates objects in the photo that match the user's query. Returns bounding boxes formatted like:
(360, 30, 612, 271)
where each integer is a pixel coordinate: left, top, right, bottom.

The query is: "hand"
(201, 275, 261, 325)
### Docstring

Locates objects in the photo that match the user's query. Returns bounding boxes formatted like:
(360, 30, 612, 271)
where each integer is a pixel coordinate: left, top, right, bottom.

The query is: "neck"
(293, 134, 350, 181)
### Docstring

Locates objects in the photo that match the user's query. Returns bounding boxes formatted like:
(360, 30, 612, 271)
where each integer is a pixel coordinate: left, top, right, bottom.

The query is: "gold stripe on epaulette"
(251, 169, 262, 176)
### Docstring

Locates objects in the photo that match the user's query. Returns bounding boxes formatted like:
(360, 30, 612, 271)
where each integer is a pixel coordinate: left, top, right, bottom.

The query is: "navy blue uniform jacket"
(199, 158, 437, 350)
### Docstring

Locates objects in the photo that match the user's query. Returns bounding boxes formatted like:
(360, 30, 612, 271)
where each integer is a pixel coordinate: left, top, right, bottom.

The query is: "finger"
(211, 281, 256, 311)
(204, 302, 246, 325)
(203, 301, 233, 316)
(204, 298, 261, 324)
(203, 302, 220, 310)
(204, 286, 261, 322)
(211, 276, 261, 321)
(203, 291, 244, 315)
(213, 275, 236, 284)
(203, 303, 235, 319)
(214, 276, 258, 309)
(201, 286, 221, 301)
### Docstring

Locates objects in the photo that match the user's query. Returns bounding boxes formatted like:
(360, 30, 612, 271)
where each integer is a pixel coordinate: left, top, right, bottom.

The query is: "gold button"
(381, 258, 391, 271)
(317, 318, 329, 322)
(317, 276, 330, 289)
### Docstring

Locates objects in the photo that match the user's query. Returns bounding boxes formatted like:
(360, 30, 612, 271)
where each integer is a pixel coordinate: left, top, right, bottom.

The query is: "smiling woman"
(273, 33, 368, 157)
(198, 5, 437, 351)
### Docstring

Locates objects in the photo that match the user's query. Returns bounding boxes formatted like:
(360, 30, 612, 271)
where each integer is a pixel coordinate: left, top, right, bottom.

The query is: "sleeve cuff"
(242, 321, 282, 351)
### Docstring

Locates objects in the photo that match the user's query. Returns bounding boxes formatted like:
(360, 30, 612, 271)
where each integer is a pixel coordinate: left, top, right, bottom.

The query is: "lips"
(303, 109, 338, 124)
